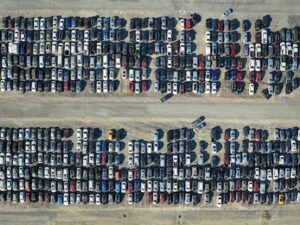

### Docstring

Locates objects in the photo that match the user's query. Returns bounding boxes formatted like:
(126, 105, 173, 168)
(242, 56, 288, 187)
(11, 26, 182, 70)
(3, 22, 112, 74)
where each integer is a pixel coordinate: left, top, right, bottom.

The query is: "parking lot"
(0, 0, 300, 225)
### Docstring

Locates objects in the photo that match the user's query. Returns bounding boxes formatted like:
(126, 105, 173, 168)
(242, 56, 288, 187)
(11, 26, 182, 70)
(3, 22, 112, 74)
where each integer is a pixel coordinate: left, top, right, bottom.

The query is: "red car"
(199, 59, 205, 70)
(235, 180, 241, 190)
(133, 168, 140, 179)
(147, 193, 153, 204)
(141, 80, 147, 92)
(230, 191, 236, 202)
(185, 19, 192, 29)
(172, 41, 179, 55)
(173, 56, 179, 68)
(26, 192, 30, 204)
(159, 193, 165, 204)
(101, 152, 107, 165)
(255, 72, 261, 83)
(70, 180, 76, 192)
(128, 82, 134, 94)
(237, 71, 242, 81)
(230, 44, 236, 56)
(255, 129, 261, 141)
(8, 18, 14, 28)
(63, 128, 69, 138)
(242, 192, 248, 203)
(128, 181, 133, 193)
(224, 128, 230, 141)
(179, 84, 185, 95)
(223, 152, 230, 165)
(237, 59, 243, 70)
(253, 180, 259, 191)
(217, 20, 224, 31)
(250, 71, 255, 82)
(64, 82, 69, 92)
(141, 57, 147, 68)
(248, 193, 253, 204)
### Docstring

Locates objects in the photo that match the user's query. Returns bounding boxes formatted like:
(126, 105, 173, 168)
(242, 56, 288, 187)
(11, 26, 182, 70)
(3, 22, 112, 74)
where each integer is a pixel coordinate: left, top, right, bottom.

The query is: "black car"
(242, 19, 250, 31)
(262, 88, 271, 99)
(206, 18, 212, 30)
(255, 19, 263, 31)
(286, 82, 293, 94)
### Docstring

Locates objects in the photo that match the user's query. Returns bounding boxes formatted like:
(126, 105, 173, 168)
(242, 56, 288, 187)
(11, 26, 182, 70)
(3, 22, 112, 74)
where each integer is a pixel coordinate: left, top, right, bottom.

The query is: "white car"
(186, 70, 191, 81)
(179, 18, 185, 30)
(249, 59, 255, 71)
(280, 59, 286, 71)
(249, 83, 255, 95)
(64, 193, 69, 205)
(255, 43, 261, 58)
(249, 44, 255, 57)
(135, 30, 140, 42)
(34, 17, 39, 30)
(128, 193, 133, 205)
(217, 195, 222, 207)
(292, 43, 298, 57)
(205, 43, 211, 55)
(167, 44, 172, 56)
(40, 18, 46, 30)
(167, 29, 172, 42)
(167, 57, 172, 68)
(286, 42, 292, 54)
(96, 81, 102, 93)
(205, 31, 211, 43)
(205, 81, 210, 94)
(261, 29, 268, 44)
(167, 82, 172, 94)
(59, 18, 64, 30)
(179, 42, 185, 56)
(280, 42, 286, 55)
(291, 140, 297, 152)
(52, 16, 58, 28)
(211, 82, 217, 94)
(121, 181, 126, 193)
(192, 82, 198, 93)
(211, 142, 217, 154)
(172, 82, 178, 95)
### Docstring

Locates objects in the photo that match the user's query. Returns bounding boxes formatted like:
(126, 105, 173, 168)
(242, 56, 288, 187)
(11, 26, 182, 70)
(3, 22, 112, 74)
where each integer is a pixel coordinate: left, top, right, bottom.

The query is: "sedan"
(249, 83, 255, 95)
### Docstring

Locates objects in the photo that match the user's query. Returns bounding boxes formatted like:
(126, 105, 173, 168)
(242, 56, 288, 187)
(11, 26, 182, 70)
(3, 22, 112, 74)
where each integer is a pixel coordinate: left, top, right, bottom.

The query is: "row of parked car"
(0, 126, 300, 206)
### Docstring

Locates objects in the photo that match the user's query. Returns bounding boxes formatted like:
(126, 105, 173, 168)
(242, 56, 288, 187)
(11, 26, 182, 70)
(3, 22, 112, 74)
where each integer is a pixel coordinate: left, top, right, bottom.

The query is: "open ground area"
(0, 0, 300, 225)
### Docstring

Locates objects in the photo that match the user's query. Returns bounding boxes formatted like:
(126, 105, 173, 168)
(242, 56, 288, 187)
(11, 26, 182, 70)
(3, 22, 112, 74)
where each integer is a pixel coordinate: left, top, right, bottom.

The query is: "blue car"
(102, 181, 107, 192)
(26, 30, 33, 42)
(71, 17, 78, 28)
(211, 70, 218, 82)
(63, 70, 69, 82)
(65, 17, 71, 29)
(103, 29, 109, 41)
(231, 69, 237, 81)
(115, 181, 121, 193)
(101, 140, 107, 153)
(134, 180, 140, 191)
(212, 19, 218, 31)
(57, 194, 63, 205)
